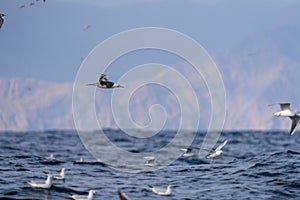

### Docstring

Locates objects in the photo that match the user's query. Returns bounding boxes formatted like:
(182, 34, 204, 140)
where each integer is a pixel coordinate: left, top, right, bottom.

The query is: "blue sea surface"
(0, 130, 300, 199)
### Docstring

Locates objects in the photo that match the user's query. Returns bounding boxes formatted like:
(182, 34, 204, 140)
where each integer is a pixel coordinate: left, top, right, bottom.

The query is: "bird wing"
(118, 189, 131, 200)
(99, 74, 108, 82)
(201, 148, 215, 154)
(279, 103, 291, 111)
(216, 139, 228, 151)
(186, 148, 192, 154)
(289, 115, 300, 135)
(105, 81, 114, 88)
(0, 17, 3, 29)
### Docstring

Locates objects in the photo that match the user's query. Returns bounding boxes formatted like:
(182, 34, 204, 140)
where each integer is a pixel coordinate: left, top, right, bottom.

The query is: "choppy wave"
(0, 130, 300, 199)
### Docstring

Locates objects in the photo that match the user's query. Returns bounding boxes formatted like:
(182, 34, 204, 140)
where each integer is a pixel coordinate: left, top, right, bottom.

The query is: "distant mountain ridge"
(1, 25, 300, 132)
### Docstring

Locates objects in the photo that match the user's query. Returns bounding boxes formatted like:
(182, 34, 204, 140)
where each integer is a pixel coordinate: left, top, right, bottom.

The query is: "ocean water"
(0, 130, 300, 200)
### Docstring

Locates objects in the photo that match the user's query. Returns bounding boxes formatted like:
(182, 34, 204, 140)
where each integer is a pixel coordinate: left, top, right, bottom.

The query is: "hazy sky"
(1, 0, 299, 82)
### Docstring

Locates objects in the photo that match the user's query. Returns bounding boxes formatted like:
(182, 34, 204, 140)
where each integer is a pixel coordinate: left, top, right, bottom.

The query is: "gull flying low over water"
(271, 102, 300, 135)
(148, 185, 172, 196)
(202, 139, 228, 164)
(180, 148, 194, 157)
(43, 168, 67, 180)
(27, 174, 53, 189)
(70, 190, 96, 200)
(144, 156, 155, 167)
(0, 13, 6, 29)
(86, 74, 124, 89)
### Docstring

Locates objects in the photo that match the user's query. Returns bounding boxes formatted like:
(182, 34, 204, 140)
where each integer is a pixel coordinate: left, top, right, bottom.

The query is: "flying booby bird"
(86, 74, 124, 89)
(202, 139, 228, 164)
(271, 103, 300, 135)
(0, 13, 6, 29)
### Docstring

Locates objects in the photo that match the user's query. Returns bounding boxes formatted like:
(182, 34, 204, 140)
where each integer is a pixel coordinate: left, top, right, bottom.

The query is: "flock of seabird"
(1, 1, 297, 199)
(27, 159, 98, 200)
(19, 0, 46, 9)
(0, 70, 296, 198)
(83, 74, 300, 198)
(0, 1, 47, 30)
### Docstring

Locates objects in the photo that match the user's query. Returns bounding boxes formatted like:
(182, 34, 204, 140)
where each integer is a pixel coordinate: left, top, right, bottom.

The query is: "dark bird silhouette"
(0, 13, 5, 29)
(118, 189, 131, 200)
(86, 74, 124, 89)
(83, 24, 92, 31)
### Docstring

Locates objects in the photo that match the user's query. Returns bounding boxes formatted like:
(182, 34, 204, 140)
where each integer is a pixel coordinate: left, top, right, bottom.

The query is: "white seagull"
(43, 168, 66, 180)
(86, 74, 124, 89)
(148, 185, 172, 196)
(46, 153, 55, 160)
(271, 103, 300, 135)
(180, 148, 194, 157)
(27, 174, 53, 189)
(70, 190, 96, 200)
(202, 140, 228, 164)
(144, 156, 155, 167)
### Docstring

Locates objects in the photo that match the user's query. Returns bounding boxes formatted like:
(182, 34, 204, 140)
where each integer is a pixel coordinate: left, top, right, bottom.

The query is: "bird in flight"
(271, 102, 300, 135)
(86, 74, 124, 89)
(0, 13, 6, 29)
(202, 139, 228, 164)
(180, 147, 194, 157)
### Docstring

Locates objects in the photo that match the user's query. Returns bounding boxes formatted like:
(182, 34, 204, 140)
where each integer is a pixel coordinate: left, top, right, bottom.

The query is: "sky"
(0, 0, 300, 82)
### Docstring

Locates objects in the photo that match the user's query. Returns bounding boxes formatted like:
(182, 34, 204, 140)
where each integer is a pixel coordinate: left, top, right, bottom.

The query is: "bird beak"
(274, 112, 281, 117)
